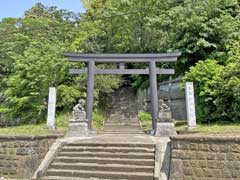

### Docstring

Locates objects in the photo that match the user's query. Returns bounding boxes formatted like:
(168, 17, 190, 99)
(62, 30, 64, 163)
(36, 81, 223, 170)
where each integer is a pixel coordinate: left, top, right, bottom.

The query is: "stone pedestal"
(154, 109, 177, 136)
(154, 122, 177, 137)
(65, 119, 96, 138)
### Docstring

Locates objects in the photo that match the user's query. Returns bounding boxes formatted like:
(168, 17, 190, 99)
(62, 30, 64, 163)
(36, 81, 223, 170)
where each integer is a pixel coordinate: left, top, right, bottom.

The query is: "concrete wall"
(170, 135, 240, 180)
(137, 78, 187, 120)
(0, 135, 59, 179)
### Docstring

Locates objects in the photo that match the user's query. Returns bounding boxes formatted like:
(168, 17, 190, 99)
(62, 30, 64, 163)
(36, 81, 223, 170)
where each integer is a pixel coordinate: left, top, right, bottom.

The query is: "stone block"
(231, 144, 240, 153)
(154, 122, 177, 137)
(196, 151, 206, 160)
(233, 161, 240, 170)
(198, 143, 209, 151)
(198, 160, 208, 168)
(182, 160, 190, 167)
(216, 161, 225, 169)
(232, 170, 240, 178)
(193, 168, 203, 177)
(210, 144, 219, 152)
(207, 160, 218, 169)
(219, 144, 230, 153)
(216, 153, 226, 160)
(189, 143, 198, 150)
(183, 168, 193, 176)
(188, 151, 196, 159)
(207, 152, 216, 160)
(66, 120, 96, 138)
(203, 169, 215, 177)
(222, 169, 232, 178)
(190, 160, 198, 167)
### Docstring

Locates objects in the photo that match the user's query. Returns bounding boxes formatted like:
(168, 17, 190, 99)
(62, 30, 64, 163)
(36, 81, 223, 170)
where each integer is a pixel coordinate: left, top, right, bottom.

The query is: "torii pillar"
(86, 61, 95, 129)
(149, 61, 158, 130)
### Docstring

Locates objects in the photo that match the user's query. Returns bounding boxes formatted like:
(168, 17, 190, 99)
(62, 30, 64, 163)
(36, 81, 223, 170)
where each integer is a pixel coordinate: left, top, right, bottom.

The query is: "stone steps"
(42, 142, 155, 180)
(103, 126, 141, 131)
(46, 169, 153, 180)
(65, 142, 154, 148)
(50, 162, 154, 172)
(102, 130, 144, 134)
(59, 151, 154, 159)
(103, 87, 142, 134)
(54, 156, 154, 166)
(42, 177, 114, 180)
(61, 146, 154, 153)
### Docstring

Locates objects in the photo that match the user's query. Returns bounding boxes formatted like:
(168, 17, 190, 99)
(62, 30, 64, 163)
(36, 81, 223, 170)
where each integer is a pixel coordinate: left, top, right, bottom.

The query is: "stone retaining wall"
(169, 135, 240, 180)
(0, 135, 60, 179)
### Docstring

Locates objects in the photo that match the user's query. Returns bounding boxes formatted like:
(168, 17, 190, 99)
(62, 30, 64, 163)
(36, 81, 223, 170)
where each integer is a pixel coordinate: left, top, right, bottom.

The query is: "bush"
(215, 42, 240, 121)
(138, 111, 152, 130)
(183, 42, 240, 122)
(183, 60, 224, 122)
(56, 85, 83, 110)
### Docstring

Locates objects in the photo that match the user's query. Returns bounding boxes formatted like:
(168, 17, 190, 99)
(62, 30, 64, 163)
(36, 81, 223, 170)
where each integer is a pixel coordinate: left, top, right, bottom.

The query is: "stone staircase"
(104, 87, 143, 134)
(41, 142, 155, 180)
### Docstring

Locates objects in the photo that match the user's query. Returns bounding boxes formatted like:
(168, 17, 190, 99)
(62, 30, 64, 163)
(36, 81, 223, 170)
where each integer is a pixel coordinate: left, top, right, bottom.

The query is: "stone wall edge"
(0, 134, 63, 140)
(170, 135, 240, 142)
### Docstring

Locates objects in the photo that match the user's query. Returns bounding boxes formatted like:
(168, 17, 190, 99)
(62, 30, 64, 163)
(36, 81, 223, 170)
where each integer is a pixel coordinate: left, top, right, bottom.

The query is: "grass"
(0, 109, 104, 136)
(138, 111, 152, 131)
(0, 110, 238, 136)
(138, 111, 240, 135)
(176, 122, 240, 135)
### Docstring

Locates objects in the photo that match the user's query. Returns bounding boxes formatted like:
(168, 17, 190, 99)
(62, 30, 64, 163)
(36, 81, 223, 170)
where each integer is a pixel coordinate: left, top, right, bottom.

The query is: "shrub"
(182, 60, 224, 122)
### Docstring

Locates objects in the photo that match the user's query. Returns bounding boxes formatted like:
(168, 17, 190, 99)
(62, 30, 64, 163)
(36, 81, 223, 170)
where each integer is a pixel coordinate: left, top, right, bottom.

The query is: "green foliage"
(183, 60, 224, 121)
(215, 42, 240, 121)
(0, 3, 122, 124)
(4, 38, 68, 124)
(74, 0, 240, 89)
(138, 111, 152, 130)
(57, 85, 82, 110)
(1, 1, 240, 125)
(92, 109, 104, 130)
(183, 43, 240, 122)
(138, 111, 151, 122)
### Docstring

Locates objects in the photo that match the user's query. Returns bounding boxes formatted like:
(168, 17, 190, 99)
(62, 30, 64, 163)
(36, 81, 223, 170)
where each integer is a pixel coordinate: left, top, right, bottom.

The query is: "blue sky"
(0, 0, 85, 20)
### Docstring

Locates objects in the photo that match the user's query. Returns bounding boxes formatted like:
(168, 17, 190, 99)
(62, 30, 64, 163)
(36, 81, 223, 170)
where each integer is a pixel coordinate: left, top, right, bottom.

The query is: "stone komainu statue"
(157, 99, 172, 122)
(158, 99, 170, 112)
(72, 99, 86, 121)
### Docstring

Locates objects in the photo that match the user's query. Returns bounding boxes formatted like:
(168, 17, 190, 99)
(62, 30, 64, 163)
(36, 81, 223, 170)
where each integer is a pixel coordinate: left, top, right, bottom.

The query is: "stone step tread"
(42, 176, 125, 180)
(55, 156, 154, 162)
(51, 162, 154, 169)
(102, 131, 144, 134)
(104, 123, 140, 125)
(104, 123, 139, 125)
(59, 151, 154, 155)
(102, 129, 143, 131)
(54, 156, 154, 166)
(58, 152, 154, 159)
(46, 169, 153, 178)
(62, 146, 154, 152)
(101, 132, 145, 134)
(103, 127, 141, 130)
(65, 142, 155, 147)
(104, 123, 140, 126)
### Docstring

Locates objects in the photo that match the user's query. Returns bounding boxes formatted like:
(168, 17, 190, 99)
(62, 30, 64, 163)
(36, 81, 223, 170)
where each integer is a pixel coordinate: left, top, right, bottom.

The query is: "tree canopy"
(0, 1, 240, 124)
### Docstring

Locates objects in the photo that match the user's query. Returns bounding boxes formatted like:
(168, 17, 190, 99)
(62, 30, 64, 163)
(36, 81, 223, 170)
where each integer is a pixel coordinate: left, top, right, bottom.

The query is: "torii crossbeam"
(65, 53, 181, 131)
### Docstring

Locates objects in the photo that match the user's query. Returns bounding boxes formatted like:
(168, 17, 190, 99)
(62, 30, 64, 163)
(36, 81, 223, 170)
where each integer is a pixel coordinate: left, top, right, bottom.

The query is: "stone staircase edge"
(31, 139, 66, 180)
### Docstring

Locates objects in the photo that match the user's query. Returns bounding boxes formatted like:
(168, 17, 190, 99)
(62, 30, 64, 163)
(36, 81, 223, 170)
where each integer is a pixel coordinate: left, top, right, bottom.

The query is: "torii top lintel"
(64, 52, 181, 63)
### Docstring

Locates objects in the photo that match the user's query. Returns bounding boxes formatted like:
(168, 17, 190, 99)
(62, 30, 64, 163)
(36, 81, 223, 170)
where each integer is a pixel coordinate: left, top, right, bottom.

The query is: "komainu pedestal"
(65, 99, 96, 138)
(154, 99, 177, 136)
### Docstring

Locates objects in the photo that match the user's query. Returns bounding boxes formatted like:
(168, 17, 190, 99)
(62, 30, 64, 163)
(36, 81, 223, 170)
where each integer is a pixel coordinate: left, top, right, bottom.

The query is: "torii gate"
(65, 53, 181, 131)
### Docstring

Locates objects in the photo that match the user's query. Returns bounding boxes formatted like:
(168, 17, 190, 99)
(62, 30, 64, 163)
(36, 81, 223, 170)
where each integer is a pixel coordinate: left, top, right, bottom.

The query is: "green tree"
(215, 42, 240, 121)
(4, 38, 68, 123)
(182, 60, 224, 121)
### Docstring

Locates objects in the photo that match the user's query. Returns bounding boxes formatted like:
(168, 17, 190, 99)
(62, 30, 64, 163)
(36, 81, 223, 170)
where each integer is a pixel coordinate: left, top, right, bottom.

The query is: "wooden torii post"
(65, 53, 181, 131)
